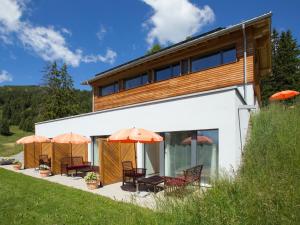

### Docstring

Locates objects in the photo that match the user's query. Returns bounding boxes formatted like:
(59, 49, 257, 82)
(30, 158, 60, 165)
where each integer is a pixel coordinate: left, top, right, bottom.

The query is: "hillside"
(0, 85, 92, 156)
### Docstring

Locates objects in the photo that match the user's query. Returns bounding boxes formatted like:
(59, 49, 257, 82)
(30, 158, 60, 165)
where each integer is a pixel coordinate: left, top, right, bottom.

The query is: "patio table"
(137, 175, 164, 193)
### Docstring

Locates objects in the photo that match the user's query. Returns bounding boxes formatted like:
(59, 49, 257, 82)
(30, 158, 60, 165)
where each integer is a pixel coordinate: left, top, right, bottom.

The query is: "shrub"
(0, 119, 10, 135)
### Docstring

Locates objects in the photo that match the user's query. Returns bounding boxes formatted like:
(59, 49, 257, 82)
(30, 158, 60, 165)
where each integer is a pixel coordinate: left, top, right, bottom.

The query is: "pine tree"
(41, 62, 79, 120)
(147, 43, 162, 54)
(261, 29, 300, 104)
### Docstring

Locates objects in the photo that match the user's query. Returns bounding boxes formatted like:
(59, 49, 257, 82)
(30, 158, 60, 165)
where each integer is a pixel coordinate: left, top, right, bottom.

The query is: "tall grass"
(159, 102, 300, 225)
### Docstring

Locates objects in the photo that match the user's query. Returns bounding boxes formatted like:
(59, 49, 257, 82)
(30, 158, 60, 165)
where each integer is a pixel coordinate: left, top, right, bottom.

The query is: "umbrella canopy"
(51, 133, 91, 144)
(269, 90, 299, 101)
(16, 135, 50, 144)
(107, 127, 163, 143)
(182, 135, 213, 145)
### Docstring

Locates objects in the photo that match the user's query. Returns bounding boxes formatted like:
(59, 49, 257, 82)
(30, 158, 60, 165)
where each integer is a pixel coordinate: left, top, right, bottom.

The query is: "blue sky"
(0, 0, 299, 90)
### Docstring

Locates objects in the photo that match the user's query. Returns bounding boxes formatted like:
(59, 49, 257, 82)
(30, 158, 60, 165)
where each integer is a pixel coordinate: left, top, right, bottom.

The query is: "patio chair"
(122, 161, 146, 186)
(39, 155, 51, 168)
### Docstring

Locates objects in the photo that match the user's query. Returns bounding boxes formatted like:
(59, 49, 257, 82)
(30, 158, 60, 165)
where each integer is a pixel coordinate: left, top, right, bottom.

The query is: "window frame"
(99, 82, 119, 97)
(124, 73, 149, 90)
(190, 46, 237, 73)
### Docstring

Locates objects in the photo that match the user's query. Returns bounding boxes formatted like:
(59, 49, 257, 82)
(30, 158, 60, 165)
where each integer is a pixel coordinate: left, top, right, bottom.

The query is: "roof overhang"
(82, 12, 272, 85)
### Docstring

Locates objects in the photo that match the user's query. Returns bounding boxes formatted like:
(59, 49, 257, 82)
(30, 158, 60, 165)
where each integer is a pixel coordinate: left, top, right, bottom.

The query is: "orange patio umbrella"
(16, 135, 51, 164)
(107, 127, 163, 164)
(182, 135, 213, 145)
(16, 135, 50, 144)
(107, 127, 163, 143)
(269, 90, 299, 101)
(52, 132, 91, 158)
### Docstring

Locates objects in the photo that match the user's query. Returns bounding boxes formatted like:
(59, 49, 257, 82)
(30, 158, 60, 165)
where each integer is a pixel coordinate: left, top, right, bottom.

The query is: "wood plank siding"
(90, 19, 271, 111)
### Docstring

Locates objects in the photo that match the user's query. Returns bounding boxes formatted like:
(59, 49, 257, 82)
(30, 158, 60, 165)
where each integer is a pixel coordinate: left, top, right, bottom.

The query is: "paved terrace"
(0, 165, 161, 209)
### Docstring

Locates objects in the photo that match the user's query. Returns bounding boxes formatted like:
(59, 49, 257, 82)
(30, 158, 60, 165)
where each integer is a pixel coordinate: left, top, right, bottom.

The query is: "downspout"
(242, 23, 247, 104)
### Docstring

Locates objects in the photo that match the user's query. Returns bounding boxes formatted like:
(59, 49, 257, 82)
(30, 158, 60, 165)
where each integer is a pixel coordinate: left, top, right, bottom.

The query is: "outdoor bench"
(164, 164, 203, 194)
(60, 156, 92, 176)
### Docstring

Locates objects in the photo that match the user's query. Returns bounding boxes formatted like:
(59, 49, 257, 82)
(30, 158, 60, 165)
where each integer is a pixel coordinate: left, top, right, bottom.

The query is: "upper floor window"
(155, 63, 180, 82)
(99, 82, 119, 96)
(191, 48, 236, 73)
(124, 73, 148, 90)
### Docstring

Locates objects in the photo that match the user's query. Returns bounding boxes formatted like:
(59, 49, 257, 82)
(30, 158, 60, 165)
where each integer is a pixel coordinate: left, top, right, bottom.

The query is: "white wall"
(35, 86, 253, 172)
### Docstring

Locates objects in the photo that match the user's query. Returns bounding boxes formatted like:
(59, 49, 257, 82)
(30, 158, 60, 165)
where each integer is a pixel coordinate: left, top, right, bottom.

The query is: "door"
(99, 139, 135, 185)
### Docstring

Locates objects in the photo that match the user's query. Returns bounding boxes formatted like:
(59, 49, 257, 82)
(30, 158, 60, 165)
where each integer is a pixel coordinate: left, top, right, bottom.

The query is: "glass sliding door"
(164, 131, 193, 177)
(144, 142, 160, 176)
(196, 130, 219, 185)
(92, 137, 99, 166)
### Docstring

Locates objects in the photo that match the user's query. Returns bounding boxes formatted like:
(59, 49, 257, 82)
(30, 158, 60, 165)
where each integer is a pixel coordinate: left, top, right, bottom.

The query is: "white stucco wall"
(35, 85, 254, 172)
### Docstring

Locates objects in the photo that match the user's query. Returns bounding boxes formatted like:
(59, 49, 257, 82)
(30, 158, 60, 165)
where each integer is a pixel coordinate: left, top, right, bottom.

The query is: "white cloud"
(0, 0, 117, 67)
(0, 70, 13, 83)
(0, 0, 23, 31)
(82, 49, 117, 64)
(19, 25, 82, 67)
(96, 25, 107, 41)
(142, 0, 215, 46)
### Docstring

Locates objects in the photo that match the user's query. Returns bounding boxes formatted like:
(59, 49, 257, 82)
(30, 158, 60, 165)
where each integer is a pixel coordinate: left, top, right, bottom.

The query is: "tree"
(147, 43, 162, 55)
(261, 29, 300, 104)
(0, 119, 10, 135)
(41, 62, 80, 120)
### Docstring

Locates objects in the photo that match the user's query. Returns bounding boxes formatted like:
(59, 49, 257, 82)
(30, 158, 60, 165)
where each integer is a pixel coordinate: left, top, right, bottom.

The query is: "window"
(99, 82, 119, 96)
(191, 47, 236, 73)
(222, 48, 236, 64)
(155, 63, 180, 81)
(124, 73, 148, 90)
(163, 129, 219, 185)
(192, 53, 221, 72)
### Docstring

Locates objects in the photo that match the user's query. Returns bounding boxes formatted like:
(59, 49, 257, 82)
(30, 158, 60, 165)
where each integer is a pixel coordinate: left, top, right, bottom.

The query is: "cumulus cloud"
(0, 0, 117, 67)
(0, 70, 13, 83)
(142, 0, 215, 46)
(19, 25, 82, 66)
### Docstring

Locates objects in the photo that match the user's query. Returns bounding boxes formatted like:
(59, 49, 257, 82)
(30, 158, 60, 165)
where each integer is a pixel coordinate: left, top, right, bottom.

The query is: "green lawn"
(0, 126, 33, 157)
(0, 169, 163, 225)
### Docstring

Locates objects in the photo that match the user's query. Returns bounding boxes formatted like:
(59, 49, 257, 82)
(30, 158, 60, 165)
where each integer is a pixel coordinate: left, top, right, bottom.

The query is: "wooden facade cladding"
(90, 18, 271, 111)
(93, 55, 254, 111)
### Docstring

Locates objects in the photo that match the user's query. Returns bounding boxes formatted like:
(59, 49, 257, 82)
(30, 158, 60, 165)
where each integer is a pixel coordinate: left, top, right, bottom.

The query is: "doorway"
(144, 142, 160, 176)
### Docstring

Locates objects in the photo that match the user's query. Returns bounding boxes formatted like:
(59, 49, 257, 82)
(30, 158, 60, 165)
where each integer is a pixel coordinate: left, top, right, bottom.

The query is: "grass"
(0, 169, 161, 225)
(0, 102, 298, 224)
(0, 126, 33, 157)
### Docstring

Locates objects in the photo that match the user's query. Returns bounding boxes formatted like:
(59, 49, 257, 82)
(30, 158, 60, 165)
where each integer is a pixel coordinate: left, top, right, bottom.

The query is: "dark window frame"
(190, 47, 237, 73)
(99, 82, 119, 97)
(154, 62, 181, 82)
(124, 73, 149, 90)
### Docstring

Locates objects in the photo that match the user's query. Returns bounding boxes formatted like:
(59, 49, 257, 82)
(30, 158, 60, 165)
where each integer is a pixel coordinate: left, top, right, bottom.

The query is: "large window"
(196, 130, 219, 185)
(155, 63, 181, 81)
(191, 48, 236, 72)
(92, 137, 99, 166)
(124, 73, 148, 90)
(99, 82, 119, 96)
(164, 131, 193, 177)
(164, 129, 219, 185)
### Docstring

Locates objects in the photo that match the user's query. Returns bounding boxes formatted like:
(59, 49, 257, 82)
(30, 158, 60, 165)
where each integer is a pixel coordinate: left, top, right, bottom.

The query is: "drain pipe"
(242, 23, 247, 104)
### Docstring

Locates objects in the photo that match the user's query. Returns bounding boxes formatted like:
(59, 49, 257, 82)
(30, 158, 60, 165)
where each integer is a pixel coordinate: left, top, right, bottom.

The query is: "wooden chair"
(122, 161, 146, 186)
(39, 155, 51, 168)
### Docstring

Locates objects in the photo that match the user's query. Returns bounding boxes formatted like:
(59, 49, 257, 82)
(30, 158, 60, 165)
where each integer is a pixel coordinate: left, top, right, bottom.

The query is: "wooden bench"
(164, 165, 203, 194)
(60, 157, 92, 176)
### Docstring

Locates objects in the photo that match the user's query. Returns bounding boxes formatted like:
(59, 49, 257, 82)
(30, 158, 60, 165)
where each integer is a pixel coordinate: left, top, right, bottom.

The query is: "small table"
(137, 175, 164, 193)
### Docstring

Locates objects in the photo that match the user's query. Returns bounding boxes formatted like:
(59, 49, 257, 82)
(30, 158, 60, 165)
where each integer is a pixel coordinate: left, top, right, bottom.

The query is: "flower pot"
(40, 170, 51, 177)
(86, 180, 98, 190)
(13, 164, 22, 170)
